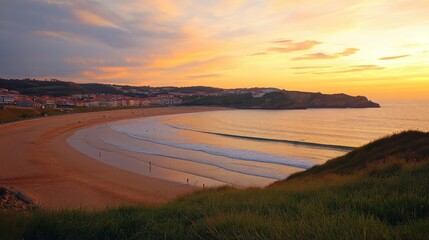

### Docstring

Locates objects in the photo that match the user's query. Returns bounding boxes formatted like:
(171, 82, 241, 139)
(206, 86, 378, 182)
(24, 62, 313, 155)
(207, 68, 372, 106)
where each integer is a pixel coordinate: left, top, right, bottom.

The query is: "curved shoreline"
(0, 107, 227, 209)
(68, 120, 283, 187)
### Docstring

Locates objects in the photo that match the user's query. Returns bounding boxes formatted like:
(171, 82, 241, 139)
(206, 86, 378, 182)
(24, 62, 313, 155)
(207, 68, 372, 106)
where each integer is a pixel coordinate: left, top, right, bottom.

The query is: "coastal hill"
(182, 91, 380, 109)
(286, 130, 429, 180)
(0, 78, 222, 98)
(1, 131, 428, 239)
(0, 78, 379, 109)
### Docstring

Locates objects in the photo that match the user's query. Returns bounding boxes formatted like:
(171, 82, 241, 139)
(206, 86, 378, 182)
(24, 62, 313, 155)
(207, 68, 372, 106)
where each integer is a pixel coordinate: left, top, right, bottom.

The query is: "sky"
(1, 0, 428, 100)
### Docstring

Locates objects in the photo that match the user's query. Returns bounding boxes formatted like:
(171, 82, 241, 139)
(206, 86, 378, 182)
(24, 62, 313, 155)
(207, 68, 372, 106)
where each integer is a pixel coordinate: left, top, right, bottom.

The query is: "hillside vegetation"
(1, 131, 428, 239)
(0, 79, 88, 97)
(0, 107, 64, 123)
(286, 130, 429, 179)
(183, 91, 380, 109)
(182, 92, 295, 109)
(1, 78, 379, 109)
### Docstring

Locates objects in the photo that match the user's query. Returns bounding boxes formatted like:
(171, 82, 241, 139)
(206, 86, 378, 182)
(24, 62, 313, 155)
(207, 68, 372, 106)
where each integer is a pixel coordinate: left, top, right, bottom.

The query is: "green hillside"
(182, 92, 296, 109)
(182, 91, 379, 109)
(0, 79, 88, 96)
(79, 83, 123, 95)
(0, 79, 380, 109)
(169, 86, 224, 94)
(286, 130, 429, 179)
(1, 131, 428, 239)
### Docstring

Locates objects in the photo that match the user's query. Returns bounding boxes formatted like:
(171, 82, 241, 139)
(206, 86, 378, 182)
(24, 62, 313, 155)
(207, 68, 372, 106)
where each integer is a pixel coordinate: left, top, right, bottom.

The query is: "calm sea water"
(106, 101, 429, 186)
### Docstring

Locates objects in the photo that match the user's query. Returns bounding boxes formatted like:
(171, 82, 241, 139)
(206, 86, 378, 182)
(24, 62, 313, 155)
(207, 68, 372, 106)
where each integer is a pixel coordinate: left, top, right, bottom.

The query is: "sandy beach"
(0, 107, 225, 209)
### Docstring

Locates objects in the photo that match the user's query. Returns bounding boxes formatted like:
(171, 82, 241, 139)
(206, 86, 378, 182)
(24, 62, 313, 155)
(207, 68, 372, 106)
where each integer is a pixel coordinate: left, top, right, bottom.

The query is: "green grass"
(1, 131, 428, 239)
(287, 130, 429, 179)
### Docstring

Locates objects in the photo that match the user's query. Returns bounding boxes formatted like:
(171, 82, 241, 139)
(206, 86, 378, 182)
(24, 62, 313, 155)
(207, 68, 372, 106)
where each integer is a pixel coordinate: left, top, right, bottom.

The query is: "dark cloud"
(378, 55, 410, 60)
(0, 0, 182, 80)
(0, 0, 135, 48)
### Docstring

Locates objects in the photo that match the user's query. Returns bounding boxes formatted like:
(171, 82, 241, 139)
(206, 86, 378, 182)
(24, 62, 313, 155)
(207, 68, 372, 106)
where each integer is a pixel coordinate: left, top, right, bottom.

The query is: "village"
(0, 85, 280, 110)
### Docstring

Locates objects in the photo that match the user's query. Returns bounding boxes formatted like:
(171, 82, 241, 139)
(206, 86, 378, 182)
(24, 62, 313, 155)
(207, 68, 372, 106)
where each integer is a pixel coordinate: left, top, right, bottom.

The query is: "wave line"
(170, 125, 355, 151)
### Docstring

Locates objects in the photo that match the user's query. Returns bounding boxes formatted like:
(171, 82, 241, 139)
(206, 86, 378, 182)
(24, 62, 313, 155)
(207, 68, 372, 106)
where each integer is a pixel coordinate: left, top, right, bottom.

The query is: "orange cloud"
(73, 9, 120, 29)
(149, 48, 224, 69)
(294, 65, 384, 74)
(291, 66, 331, 69)
(269, 40, 322, 53)
(149, 0, 183, 17)
(332, 65, 384, 73)
(250, 52, 267, 56)
(293, 48, 359, 60)
(186, 74, 223, 79)
(337, 48, 359, 56)
(65, 57, 109, 66)
(82, 67, 133, 81)
(378, 55, 410, 60)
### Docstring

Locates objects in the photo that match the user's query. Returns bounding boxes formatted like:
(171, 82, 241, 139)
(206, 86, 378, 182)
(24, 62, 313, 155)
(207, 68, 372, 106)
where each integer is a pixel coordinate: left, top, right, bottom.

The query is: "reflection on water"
(102, 101, 429, 186)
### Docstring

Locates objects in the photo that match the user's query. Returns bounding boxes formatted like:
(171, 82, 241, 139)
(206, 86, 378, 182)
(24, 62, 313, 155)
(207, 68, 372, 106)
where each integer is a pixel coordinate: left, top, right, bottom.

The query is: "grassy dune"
(1, 131, 428, 239)
(0, 108, 58, 123)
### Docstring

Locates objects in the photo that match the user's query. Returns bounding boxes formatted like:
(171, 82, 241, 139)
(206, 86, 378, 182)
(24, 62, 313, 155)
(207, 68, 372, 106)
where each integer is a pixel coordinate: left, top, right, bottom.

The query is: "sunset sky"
(1, 0, 428, 100)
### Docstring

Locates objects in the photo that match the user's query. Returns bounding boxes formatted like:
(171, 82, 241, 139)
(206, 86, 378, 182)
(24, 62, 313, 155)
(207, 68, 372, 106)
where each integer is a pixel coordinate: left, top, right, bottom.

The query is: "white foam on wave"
(100, 136, 288, 180)
(108, 116, 315, 173)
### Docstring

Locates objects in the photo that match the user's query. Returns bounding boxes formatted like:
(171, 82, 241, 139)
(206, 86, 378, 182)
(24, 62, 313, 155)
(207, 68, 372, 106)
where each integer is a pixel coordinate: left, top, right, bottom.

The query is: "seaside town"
(0, 88, 182, 109)
(0, 80, 280, 109)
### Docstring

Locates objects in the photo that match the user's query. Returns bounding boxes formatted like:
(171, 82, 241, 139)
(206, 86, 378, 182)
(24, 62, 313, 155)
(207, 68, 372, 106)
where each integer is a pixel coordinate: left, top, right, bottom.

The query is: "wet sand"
(0, 107, 225, 209)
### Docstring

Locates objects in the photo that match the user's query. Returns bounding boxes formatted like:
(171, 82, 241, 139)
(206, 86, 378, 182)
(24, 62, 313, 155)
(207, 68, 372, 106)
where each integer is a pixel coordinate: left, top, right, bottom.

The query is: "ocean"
(74, 101, 429, 187)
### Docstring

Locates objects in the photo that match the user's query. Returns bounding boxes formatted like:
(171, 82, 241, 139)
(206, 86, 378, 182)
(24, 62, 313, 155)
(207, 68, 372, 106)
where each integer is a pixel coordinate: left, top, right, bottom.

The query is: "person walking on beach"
(149, 161, 152, 172)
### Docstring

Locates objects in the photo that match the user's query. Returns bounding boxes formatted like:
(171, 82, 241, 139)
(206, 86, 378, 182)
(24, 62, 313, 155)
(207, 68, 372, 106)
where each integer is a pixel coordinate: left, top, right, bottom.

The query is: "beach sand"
(0, 107, 224, 209)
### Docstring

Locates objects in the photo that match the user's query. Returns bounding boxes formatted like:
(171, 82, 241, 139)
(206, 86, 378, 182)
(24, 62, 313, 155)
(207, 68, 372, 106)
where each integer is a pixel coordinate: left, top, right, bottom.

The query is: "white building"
(0, 95, 14, 104)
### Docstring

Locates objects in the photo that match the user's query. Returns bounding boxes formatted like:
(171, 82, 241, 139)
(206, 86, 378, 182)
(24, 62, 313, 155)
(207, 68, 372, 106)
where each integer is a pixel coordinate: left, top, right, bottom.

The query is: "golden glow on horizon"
(6, 0, 429, 100)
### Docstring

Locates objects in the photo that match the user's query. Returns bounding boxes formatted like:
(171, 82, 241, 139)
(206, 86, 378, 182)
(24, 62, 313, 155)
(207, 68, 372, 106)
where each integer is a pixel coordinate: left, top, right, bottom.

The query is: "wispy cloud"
(378, 55, 410, 60)
(269, 40, 322, 53)
(63, 56, 143, 67)
(250, 52, 267, 56)
(73, 9, 122, 29)
(333, 65, 384, 73)
(291, 66, 331, 70)
(186, 74, 223, 79)
(293, 48, 359, 60)
(294, 64, 384, 74)
(337, 48, 359, 56)
(272, 39, 292, 44)
(0, 0, 428, 100)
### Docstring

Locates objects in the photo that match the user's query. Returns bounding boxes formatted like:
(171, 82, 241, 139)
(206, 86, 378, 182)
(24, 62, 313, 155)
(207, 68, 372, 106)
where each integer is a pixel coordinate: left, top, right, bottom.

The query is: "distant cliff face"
(183, 91, 380, 109)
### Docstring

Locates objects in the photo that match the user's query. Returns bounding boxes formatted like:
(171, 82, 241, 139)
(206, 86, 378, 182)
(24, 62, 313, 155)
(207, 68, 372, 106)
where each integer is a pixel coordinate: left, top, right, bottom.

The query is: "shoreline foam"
(0, 107, 227, 209)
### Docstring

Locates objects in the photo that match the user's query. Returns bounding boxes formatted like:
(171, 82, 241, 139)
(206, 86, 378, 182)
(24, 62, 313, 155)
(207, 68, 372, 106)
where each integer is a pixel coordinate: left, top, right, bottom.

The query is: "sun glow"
(1, 0, 428, 100)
